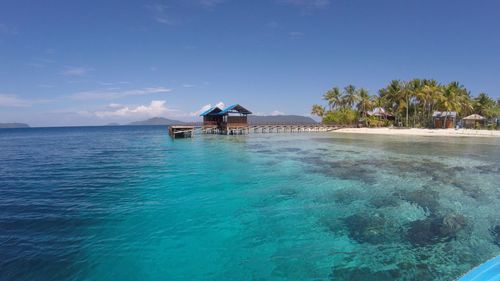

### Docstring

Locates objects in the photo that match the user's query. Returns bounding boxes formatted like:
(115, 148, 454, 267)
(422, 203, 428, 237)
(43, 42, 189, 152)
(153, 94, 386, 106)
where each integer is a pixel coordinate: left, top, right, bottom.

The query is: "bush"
(486, 123, 496, 130)
(322, 109, 358, 126)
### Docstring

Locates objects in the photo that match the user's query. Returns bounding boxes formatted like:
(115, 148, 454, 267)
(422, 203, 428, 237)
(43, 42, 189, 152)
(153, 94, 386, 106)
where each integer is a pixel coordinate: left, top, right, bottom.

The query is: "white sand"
(334, 127, 500, 138)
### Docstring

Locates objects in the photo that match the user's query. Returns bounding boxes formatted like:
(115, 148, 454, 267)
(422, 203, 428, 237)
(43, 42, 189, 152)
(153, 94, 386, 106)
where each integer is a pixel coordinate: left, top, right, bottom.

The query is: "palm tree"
(311, 104, 326, 118)
(379, 80, 406, 126)
(356, 88, 372, 118)
(438, 82, 463, 128)
(342, 85, 358, 109)
(418, 80, 442, 126)
(322, 87, 342, 111)
(473, 93, 496, 118)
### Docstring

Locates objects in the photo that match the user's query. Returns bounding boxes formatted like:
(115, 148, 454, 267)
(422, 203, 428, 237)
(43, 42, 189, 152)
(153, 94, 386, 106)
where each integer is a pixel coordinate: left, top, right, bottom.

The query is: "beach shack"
(432, 111, 457, 128)
(200, 104, 252, 134)
(366, 107, 395, 120)
(200, 106, 223, 129)
(462, 114, 485, 129)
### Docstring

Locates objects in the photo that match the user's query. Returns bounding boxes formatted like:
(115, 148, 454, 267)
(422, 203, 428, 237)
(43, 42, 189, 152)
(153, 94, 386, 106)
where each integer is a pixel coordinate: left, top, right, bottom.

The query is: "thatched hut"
(462, 114, 485, 129)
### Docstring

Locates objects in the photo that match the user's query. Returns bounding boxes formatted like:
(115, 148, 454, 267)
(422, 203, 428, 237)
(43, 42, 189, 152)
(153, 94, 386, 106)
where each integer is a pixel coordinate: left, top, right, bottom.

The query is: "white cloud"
(147, 4, 176, 25)
(90, 100, 174, 118)
(254, 110, 286, 116)
(288, 31, 304, 39)
(38, 84, 54, 88)
(182, 83, 196, 88)
(61, 66, 93, 76)
(270, 110, 285, 116)
(190, 101, 225, 116)
(199, 0, 225, 9)
(277, 0, 330, 9)
(71, 87, 172, 100)
(0, 94, 32, 107)
(0, 94, 51, 107)
(97, 81, 130, 86)
(0, 24, 18, 35)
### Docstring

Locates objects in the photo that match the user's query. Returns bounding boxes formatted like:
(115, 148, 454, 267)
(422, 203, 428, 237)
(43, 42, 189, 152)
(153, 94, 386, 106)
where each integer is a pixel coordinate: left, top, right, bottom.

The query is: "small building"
(366, 107, 395, 120)
(200, 104, 252, 134)
(462, 114, 485, 129)
(432, 111, 457, 128)
(200, 106, 223, 128)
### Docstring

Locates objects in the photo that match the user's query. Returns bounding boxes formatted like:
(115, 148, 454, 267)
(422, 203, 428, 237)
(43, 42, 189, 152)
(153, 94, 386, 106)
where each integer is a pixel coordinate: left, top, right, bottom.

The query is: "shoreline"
(334, 127, 500, 138)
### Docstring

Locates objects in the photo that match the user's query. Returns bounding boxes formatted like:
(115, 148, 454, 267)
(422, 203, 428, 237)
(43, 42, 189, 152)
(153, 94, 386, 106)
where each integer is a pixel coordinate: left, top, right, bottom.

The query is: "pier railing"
(201, 124, 339, 135)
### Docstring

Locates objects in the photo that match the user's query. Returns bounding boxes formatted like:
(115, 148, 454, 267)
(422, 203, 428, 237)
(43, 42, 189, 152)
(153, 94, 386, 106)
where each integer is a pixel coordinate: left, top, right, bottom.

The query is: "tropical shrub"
(322, 109, 357, 126)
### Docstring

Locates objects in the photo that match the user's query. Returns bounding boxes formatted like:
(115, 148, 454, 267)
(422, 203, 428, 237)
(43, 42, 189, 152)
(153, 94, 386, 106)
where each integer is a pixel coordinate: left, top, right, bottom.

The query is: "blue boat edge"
(457, 255, 500, 281)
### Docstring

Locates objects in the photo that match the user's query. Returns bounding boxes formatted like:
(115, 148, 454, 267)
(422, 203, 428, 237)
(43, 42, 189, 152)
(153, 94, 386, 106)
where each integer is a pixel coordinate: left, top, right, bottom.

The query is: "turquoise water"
(1, 126, 499, 280)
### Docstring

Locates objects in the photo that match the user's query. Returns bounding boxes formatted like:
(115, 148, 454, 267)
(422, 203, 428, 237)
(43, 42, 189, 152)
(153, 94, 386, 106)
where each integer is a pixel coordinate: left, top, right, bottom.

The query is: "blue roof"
(217, 104, 252, 115)
(199, 106, 221, 116)
(217, 104, 238, 115)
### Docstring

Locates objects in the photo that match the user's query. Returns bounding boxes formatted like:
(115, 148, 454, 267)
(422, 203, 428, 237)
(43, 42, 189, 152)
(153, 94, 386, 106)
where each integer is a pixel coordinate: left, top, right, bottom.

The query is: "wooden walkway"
(169, 126, 195, 138)
(201, 124, 339, 135)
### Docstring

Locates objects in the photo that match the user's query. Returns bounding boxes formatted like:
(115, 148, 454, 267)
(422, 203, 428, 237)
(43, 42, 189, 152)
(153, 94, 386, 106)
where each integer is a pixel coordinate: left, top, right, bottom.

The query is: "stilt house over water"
(200, 104, 252, 134)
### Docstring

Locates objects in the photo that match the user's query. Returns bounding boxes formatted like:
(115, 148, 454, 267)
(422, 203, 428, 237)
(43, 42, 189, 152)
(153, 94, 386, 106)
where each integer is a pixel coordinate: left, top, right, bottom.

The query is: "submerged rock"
(397, 188, 440, 214)
(405, 213, 466, 246)
(370, 196, 400, 208)
(490, 225, 500, 247)
(331, 267, 400, 281)
(343, 213, 388, 244)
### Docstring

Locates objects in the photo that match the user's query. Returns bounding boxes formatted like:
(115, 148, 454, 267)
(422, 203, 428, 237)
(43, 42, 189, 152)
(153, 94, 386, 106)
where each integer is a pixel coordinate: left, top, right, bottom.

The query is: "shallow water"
(0, 126, 499, 280)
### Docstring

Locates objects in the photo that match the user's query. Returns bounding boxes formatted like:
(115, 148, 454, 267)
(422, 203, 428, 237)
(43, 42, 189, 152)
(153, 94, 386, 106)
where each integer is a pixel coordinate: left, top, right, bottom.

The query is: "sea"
(0, 125, 499, 281)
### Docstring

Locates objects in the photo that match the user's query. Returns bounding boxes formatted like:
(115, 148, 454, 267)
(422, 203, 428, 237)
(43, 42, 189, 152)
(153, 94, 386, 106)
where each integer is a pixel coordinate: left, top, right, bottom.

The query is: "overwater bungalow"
(200, 104, 252, 134)
(462, 114, 485, 129)
(432, 111, 457, 128)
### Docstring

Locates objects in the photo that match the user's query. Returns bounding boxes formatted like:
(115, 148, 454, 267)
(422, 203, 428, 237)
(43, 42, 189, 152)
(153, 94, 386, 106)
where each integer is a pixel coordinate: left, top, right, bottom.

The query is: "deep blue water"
(0, 126, 499, 280)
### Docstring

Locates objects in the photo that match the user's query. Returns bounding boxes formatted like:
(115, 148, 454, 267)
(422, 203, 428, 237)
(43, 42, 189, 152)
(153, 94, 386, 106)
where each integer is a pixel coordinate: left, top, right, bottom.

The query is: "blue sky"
(1, 0, 499, 126)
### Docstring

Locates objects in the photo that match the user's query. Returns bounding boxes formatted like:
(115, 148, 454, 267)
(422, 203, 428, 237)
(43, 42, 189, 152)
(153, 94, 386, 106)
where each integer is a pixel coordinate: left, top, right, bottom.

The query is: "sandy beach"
(335, 127, 500, 138)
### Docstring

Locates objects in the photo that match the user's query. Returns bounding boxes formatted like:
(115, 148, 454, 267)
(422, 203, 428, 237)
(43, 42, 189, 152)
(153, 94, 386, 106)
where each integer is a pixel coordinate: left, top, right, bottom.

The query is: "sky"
(1, 0, 499, 127)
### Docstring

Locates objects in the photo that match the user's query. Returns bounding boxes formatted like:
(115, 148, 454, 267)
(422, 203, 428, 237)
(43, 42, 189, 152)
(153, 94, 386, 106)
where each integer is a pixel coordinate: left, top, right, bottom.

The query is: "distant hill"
(127, 117, 186, 126)
(248, 115, 317, 125)
(0, 123, 30, 129)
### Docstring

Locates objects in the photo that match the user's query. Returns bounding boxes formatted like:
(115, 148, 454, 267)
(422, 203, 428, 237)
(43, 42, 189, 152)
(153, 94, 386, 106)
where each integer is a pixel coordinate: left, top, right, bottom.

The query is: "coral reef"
(405, 213, 466, 246)
(343, 213, 390, 244)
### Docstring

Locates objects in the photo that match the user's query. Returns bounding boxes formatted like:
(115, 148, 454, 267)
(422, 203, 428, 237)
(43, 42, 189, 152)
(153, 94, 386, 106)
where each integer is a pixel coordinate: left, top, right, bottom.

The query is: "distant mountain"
(106, 123, 121, 126)
(127, 117, 186, 126)
(248, 115, 317, 125)
(0, 123, 30, 129)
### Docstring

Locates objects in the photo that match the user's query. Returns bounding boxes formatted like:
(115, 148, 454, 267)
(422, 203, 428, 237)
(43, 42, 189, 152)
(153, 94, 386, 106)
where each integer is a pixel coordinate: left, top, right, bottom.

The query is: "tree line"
(312, 79, 500, 128)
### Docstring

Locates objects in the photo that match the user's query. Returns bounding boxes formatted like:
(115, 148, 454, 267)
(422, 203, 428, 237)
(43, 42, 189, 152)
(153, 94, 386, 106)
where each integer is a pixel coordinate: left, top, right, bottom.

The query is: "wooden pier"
(168, 126, 194, 139)
(201, 124, 339, 135)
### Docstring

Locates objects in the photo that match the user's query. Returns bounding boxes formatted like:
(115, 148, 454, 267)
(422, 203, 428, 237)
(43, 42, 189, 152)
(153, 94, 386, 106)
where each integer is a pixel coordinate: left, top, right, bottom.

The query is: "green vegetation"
(311, 79, 500, 128)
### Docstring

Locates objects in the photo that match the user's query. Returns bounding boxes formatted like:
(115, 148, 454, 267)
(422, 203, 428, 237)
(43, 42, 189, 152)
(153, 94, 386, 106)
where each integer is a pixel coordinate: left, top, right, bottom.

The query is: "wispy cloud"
(288, 31, 304, 39)
(71, 87, 172, 101)
(26, 57, 56, 68)
(0, 94, 51, 107)
(191, 101, 225, 116)
(270, 110, 285, 116)
(277, 0, 330, 9)
(97, 81, 130, 86)
(0, 23, 18, 35)
(147, 4, 177, 25)
(61, 66, 93, 76)
(0, 94, 32, 107)
(83, 100, 177, 118)
(182, 83, 196, 88)
(199, 0, 225, 9)
(38, 84, 54, 88)
(254, 110, 286, 116)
